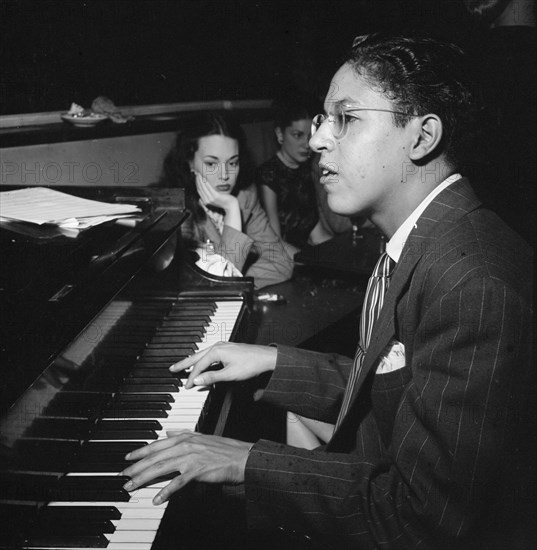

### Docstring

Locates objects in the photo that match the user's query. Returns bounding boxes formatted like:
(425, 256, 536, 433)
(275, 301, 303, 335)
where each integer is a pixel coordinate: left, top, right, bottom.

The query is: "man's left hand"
(121, 431, 252, 505)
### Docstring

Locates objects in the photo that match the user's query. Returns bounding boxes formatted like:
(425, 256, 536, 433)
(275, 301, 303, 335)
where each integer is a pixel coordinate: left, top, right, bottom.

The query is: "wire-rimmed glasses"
(311, 104, 416, 140)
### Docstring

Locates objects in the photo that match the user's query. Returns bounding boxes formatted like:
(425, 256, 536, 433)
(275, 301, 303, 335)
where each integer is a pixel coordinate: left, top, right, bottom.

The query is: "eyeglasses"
(311, 104, 416, 140)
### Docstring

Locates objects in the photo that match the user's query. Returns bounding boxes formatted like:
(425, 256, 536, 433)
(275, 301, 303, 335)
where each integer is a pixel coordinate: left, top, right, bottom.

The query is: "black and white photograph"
(0, 1, 535, 548)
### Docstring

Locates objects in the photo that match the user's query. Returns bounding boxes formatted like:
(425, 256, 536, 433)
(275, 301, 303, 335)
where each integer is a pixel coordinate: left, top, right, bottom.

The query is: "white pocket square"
(376, 340, 406, 374)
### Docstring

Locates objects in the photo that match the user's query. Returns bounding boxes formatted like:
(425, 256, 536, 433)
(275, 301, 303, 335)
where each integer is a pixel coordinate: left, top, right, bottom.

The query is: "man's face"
(310, 63, 413, 223)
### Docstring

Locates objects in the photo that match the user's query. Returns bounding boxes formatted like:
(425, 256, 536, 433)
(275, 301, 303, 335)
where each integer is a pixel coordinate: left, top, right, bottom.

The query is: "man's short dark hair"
(345, 33, 476, 168)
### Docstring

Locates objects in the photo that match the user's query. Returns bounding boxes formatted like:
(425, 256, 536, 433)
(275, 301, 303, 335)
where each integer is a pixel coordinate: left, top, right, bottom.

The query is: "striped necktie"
(335, 251, 395, 429)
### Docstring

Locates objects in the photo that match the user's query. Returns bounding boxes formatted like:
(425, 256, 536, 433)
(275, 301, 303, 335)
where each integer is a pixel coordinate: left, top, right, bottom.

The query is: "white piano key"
(111, 518, 162, 531)
(119, 507, 166, 519)
(104, 530, 157, 543)
(107, 545, 153, 550)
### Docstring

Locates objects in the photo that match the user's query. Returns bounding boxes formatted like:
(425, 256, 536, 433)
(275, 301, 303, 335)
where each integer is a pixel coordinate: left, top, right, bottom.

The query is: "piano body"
(0, 186, 254, 549)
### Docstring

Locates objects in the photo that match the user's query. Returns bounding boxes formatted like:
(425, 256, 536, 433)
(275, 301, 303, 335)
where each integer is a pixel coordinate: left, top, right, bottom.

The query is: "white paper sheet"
(0, 186, 141, 225)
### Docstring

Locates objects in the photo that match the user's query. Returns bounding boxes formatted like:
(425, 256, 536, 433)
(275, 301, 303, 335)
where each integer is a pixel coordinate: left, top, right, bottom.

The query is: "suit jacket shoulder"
(403, 179, 533, 303)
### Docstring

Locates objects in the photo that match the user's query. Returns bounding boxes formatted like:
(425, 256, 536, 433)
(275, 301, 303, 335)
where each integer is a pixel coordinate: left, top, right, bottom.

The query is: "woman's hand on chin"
(195, 172, 236, 210)
(195, 172, 241, 231)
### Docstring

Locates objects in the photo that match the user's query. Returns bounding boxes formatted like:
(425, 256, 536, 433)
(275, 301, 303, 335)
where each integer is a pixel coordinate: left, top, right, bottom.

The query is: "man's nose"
(309, 126, 334, 153)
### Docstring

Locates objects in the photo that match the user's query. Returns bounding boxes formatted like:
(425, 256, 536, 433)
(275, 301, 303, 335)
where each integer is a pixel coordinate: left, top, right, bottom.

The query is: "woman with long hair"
(161, 112, 296, 289)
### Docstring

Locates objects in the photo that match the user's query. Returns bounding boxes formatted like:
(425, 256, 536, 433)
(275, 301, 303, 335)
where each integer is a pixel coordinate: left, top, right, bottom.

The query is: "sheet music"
(0, 186, 141, 225)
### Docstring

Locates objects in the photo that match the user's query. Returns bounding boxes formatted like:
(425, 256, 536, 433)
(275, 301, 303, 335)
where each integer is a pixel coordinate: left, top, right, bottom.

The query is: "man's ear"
(408, 114, 443, 161)
(275, 127, 284, 145)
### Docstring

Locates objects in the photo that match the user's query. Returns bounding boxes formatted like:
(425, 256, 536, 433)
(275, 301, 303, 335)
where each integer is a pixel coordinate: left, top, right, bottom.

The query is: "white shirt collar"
(386, 173, 462, 263)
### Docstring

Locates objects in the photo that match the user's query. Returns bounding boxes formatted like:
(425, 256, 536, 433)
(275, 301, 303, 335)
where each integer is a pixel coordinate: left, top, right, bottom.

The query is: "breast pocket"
(372, 366, 412, 446)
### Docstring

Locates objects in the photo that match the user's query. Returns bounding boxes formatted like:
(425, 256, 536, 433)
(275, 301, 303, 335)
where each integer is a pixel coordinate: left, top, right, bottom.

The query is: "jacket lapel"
(330, 178, 481, 440)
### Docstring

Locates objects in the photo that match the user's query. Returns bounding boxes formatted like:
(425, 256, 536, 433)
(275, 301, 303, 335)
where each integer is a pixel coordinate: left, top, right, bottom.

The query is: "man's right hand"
(170, 342, 277, 389)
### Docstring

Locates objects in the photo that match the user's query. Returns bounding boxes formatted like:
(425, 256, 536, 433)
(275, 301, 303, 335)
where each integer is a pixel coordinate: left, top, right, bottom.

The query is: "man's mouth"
(319, 163, 338, 184)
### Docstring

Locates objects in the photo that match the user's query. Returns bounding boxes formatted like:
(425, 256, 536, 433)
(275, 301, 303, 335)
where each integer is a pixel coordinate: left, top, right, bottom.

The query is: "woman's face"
(190, 135, 240, 193)
(276, 118, 312, 167)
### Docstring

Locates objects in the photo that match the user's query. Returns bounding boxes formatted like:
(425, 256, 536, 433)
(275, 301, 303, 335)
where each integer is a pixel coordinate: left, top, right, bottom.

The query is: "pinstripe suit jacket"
(244, 178, 535, 549)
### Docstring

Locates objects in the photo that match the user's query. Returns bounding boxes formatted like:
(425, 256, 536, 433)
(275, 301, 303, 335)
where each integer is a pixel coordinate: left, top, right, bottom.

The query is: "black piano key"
(141, 347, 197, 357)
(108, 397, 172, 409)
(25, 418, 93, 439)
(174, 300, 216, 307)
(76, 452, 134, 464)
(12, 439, 80, 471)
(105, 401, 172, 413)
(155, 328, 205, 337)
(72, 461, 131, 472)
(51, 475, 131, 502)
(129, 367, 183, 380)
(108, 400, 172, 419)
(115, 392, 175, 403)
(76, 449, 133, 461)
(131, 364, 191, 378)
(149, 334, 202, 344)
(80, 442, 145, 456)
(43, 392, 113, 418)
(72, 442, 145, 470)
(74, 370, 132, 394)
(0, 472, 60, 501)
(96, 419, 162, 431)
(0, 504, 39, 549)
(38, 505, 121, 521)
(91, 420, 161, 439)
(102, 408, 168, 419)
(134, 359, 189, 366)
(155, 324, 207, 330)
(165, 312, 212, 321)
(174, 303, 216, 311)
(23, 533, 109, 548)
(171, 305, 215, 312)
(144, 344, 200, 352)
(33, 518, 116, 535)
(121, 377, 180, 389)
(119, 383, 180, 393)
(0, 501, 40, 518)
(56, 475, 130, 488)
(91, 429, 158, 440)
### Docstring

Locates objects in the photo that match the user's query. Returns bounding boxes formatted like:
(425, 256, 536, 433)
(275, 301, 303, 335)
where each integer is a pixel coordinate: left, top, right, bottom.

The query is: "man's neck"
(373, 162, 457, 239)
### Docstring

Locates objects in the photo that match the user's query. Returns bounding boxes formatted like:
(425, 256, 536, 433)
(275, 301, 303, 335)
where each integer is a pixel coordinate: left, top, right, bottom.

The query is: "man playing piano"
(123, 33, 535, 549)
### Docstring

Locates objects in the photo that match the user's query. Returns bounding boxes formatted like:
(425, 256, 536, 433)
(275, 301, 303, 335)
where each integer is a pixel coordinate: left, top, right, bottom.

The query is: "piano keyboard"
(0, 296, 245, 550)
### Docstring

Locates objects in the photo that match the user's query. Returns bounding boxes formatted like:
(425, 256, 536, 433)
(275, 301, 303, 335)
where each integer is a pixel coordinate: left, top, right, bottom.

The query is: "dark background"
(0, 0, 479, 115)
